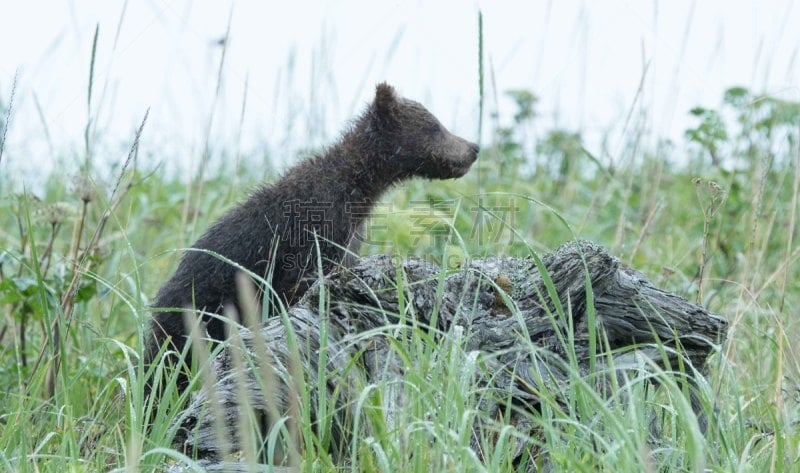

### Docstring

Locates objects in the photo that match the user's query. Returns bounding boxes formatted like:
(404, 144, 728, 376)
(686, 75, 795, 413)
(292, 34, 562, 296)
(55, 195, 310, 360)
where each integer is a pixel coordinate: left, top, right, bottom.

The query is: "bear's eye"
(427, 124, 442, 135)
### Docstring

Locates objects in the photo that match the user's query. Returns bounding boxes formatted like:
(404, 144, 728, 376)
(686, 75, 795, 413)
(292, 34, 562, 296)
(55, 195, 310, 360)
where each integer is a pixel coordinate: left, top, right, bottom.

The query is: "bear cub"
(145, 83, 479, 392)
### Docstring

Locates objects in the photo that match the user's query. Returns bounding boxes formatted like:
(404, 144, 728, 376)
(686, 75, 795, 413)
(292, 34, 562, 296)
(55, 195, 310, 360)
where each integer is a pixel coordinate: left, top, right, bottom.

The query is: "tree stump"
(171, 240, 728, 468)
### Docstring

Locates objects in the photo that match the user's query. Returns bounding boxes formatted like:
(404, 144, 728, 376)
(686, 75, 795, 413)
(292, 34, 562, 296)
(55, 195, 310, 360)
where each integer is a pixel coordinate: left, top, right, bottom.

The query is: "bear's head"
(367, 83, 479, 180)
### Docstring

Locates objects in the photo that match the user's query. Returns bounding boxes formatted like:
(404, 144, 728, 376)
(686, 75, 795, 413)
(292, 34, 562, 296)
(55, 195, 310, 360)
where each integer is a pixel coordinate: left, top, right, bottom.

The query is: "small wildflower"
(708, 180, 722, 195)
(34, 202, 75, 226)
(70, 173, 98, 203)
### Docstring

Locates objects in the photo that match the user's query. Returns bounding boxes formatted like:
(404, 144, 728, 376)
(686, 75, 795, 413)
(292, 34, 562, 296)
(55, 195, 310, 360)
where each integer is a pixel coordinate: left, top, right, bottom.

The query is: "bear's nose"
(469, 142, 480, 155)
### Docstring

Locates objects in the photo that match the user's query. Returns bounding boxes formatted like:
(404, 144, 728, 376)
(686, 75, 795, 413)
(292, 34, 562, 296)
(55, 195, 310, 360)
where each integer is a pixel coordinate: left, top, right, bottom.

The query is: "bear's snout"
(466, 142, 480, 162)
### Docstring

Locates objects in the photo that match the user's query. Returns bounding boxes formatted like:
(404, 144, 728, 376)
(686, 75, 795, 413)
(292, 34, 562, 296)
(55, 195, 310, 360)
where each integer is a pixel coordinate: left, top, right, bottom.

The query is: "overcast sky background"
(1, 0, 798, 187)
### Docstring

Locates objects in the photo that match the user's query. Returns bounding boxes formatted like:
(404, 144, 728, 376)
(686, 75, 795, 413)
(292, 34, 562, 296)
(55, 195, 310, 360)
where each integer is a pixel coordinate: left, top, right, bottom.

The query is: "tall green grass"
(1, 14, 799, 473)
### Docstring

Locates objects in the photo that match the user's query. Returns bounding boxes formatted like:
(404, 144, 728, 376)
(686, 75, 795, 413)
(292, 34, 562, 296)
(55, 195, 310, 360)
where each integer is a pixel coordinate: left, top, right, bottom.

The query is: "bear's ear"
(372, 82, 399, 129)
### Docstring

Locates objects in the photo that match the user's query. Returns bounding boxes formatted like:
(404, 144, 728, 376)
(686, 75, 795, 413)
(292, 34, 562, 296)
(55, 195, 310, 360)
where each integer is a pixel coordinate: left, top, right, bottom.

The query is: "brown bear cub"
(145, 83, 479, 393)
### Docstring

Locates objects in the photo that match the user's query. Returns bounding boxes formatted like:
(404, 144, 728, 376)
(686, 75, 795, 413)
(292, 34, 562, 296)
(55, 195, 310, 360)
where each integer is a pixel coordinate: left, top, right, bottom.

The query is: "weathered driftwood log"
(171, 240, 728, 467)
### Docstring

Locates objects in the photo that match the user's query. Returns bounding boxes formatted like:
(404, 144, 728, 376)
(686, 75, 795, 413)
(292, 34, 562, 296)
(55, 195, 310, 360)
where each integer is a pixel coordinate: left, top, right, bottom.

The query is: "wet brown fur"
(145, 83, 479, 393)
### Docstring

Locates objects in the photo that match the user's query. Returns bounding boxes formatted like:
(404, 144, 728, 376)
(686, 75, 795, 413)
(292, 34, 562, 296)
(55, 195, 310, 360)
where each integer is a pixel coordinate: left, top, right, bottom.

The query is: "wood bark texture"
(171, 240, 728, 468)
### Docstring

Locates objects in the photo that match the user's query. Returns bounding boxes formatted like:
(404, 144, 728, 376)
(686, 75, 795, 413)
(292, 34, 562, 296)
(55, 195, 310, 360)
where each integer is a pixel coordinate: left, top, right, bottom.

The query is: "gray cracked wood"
(170, 240, 728, 467)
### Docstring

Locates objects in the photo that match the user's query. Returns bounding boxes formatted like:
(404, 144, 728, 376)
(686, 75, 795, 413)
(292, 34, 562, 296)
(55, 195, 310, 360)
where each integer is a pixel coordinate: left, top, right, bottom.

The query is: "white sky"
(1, 0, 798, 186)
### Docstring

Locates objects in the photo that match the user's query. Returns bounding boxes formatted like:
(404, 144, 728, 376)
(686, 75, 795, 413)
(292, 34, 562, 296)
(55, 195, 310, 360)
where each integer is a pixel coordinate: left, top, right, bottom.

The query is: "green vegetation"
(1, 36, 799, 473)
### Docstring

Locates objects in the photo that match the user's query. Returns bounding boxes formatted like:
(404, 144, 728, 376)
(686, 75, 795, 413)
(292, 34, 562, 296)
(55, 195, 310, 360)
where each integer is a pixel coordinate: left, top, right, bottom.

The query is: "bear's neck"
(315, 124, 407, 203)
(273, 124, 407, 235)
